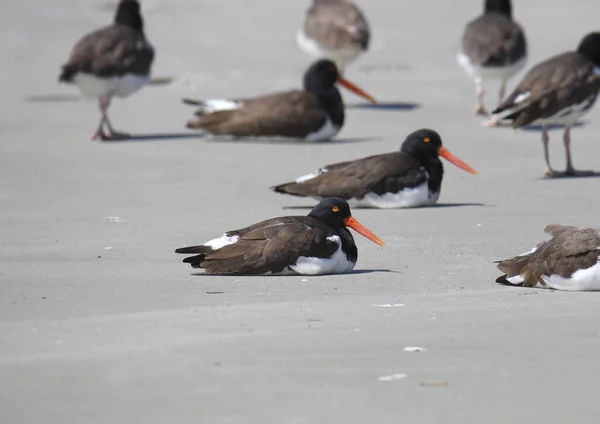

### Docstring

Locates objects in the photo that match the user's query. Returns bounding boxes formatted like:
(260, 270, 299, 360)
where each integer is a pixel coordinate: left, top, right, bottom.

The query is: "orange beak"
(343, 216, 385, 246)
(437, 146, 478, 175)
(337, 77, 377, 104)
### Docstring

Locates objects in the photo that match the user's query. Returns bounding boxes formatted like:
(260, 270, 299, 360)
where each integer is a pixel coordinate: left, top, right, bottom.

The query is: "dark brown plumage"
(496, 225, 600, 291)
(186, 90, 328, 139)
(184, 60, 375, 141)
(485, 32, 600, 177)
(175, 198, 384, 276)
(271, 129, 478, 208)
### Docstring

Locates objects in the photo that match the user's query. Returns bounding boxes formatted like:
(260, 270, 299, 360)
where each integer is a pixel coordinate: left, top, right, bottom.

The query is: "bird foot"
(473, 105, 489, 116)
(544, 169, 565, 178)
(481, 116, 501, 127)
(91, 130, 107, 141)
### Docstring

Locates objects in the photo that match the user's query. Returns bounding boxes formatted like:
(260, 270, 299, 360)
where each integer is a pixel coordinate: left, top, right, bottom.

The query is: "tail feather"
(176, 245, 214, 269)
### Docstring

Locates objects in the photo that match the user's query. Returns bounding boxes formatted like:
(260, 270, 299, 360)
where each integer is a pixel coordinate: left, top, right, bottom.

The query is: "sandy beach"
(2, 0, 600, 422)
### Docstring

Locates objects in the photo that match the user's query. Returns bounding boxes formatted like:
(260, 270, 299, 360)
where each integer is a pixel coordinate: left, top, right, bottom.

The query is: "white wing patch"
(513, 91, 531, 104)
(201, 99, 242, 113)
(295, 167, 328, 183)
(204, 234, 239, 250)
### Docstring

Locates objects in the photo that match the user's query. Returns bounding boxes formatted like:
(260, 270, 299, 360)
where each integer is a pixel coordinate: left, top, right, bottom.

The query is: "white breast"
(305, 118, 340, 142)
(74, 73, 149, 99)
(348, 182, 439, 209)
(457, 52, 527, 80)
(289, 235, 355, 275)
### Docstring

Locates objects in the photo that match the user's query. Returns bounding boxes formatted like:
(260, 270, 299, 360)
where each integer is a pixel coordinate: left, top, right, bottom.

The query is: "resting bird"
(175, 198, 384, 275)
(183, 60, 376, 141)
(59, 0, 154, 140)
(484, 32, 600, 177)
(272, 129, 477, 208)
(496, 224, 600, 291)
(457, 0, 527, 115)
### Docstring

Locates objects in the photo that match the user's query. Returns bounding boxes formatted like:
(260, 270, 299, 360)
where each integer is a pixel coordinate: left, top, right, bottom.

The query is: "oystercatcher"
(175, 198, 384, 275)
(272, 129, 477, 208)
(297, 0, 370, 71)
(484, 32, 600, 177)
(496, 224, 600, 291)
(457, 0, 527, 115)
(59, 0, 154, 140)
(183, 59, 376, 141)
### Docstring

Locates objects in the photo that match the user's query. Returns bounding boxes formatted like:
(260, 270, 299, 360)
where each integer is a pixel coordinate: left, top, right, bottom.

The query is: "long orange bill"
(337, 77, 377, 104)
(437, 146, 478, 175)
(343, 216, 385, 246)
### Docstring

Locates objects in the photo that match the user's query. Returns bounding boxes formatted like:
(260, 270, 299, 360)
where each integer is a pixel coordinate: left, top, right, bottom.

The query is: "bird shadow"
(99, 132, 200, 142)
(536, 171, 600, 180)
(201, 135, 382, 145)
(521, 122, 586, 132)
(346, 101, 420, 111)
(430, 202, 487, 208)
(282, 202, 486, 210)
(190, 268, 397, 277)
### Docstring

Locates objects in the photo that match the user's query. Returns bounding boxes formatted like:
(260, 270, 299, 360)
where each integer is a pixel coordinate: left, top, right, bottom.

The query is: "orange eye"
(332, 206, 340, 212)
(423, 137, 430, 143)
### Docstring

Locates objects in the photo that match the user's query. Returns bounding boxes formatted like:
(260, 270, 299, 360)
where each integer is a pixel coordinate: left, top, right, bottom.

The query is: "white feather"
(348, 183, 440, 209)
(295, 167, 328, 183)
(204, 234, 239, 250)
(305, 118, 340, 142)
(506, 275, 525, 284)
(594, 66, 600, 76)
(518, 247, 537, 257)
(540, 260, 600, 291)
(513, 91, 531, 104)
(73, 73, 149, 99)
(289, 235, 355, 275)
(457, 52, 527, 81)
(296, 29, 363, 70)
(200, 99, 242, 113)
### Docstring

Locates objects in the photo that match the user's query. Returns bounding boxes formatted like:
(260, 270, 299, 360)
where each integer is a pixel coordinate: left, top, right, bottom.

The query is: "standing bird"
(175, 198, 384, 275)
(484, 32, 600, 177)
(496, 224, 600, 291)
(59, 0, 154, 140)
(271, 129, 478, 208)
(184, 60, 376, 141)
(457, 0, 527, 115)
(297, 0, 370, 71)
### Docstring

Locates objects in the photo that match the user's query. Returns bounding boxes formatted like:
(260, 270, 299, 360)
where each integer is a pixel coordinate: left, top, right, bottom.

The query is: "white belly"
(457, 52, 527, 81)
(289, 235, 355, 275)
(297, 29, 363, 69)
(533, 95, 597, 126)
(305, 118, 340, 142)
(74, 73, 149, 99)
(348, 183, 440, 209)
(539, 260, 600, 291)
